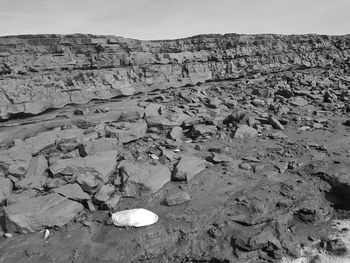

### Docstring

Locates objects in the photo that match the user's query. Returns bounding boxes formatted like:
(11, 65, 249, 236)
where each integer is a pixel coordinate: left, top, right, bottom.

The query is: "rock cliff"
(0, 33, 349, 119)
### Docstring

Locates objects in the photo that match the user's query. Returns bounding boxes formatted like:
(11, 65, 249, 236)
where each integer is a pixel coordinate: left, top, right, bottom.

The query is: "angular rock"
(165, 191, 191, 206)
(16, 155, 48, 190)
(268, 117, 285, 130)
(50, 150, 118, 183)
(212, 153, 234, 163)
(104, 194, 121, 210)
(6, 189, 37, 206)
(53, 183, 91, 201)
(76, 171, 102, 194)
(191, 125, 217, 138)
(146, 109, 189, 128)
(0, 178, 13, 203)
(234, 125, 258, 139)
(172, 156, 206, 181)
(4, 193, 84, 233)
(144, 103, 165, 118)
(24, 128, 85, 155)
(119, 161, 171, 196)
(290, 97, 308, 107)
(78, 138, 123, 157)
(94, 184, 115, 202)
(169, 126, 183, 140)
(106, 122, 147, 144)
(0, 141, 32, 177)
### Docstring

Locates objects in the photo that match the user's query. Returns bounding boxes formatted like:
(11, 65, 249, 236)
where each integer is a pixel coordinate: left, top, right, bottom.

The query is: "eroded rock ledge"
(0, 33, 349, 118)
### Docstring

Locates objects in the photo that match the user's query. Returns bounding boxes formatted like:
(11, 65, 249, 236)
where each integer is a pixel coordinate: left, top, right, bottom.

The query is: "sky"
(0, 0, 349, 40)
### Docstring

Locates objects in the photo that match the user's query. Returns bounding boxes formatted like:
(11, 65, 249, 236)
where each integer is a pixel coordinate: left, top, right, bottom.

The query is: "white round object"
(111, 208, 159, 227)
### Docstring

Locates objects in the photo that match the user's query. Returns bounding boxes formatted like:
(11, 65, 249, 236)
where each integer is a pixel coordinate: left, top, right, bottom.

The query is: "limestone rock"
(165, 191, 191, 206)
(4, 193, 84, 233)
(94, 184, 115, 202)
(6, 189, 37, 206)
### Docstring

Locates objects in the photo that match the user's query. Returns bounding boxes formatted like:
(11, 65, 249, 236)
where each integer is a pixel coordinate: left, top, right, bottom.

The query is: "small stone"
(169, 126, 183, 140)
(212, 153, 233, 163)
(208, 97, 221, 108)
(165, 191, 191, 206)
(290, 97, 308, 107)
(239, 163, 252, 170)
(268, 117, 285, 130)
(104, 194, 121, 210)
(234, 125, 258, 139)
(4, 233, 13, 238)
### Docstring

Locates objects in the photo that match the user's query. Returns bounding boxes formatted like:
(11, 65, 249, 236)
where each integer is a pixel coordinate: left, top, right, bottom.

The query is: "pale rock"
(234, 125, 258, 139)
(169, 126, 183, 140)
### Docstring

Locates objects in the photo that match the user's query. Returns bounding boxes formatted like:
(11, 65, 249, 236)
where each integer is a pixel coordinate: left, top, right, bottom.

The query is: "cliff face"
(0, 33, 349, 119)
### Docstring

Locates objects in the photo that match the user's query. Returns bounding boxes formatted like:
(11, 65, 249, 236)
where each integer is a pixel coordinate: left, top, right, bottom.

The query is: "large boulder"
(4, 193, 84, 233)
(172, 156, 206, 181)
(106, 122, 147, 144)
(50, 150, 118, 183)
(119, 161, 171, 196)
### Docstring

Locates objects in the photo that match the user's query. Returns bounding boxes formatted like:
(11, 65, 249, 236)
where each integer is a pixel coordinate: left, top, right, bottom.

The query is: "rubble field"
(0, 34, 350, 262)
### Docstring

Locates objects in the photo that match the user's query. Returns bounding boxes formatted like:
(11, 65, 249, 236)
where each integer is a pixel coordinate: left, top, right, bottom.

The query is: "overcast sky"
(1, 0, 349, 40)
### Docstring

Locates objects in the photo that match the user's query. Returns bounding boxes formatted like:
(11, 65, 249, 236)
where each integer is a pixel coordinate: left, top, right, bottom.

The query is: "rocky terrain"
(0, 33, 350, 262)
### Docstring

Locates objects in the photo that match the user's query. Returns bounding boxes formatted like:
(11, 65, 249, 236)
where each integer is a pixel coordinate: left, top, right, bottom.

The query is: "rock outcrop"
(1, 33, 349, 119)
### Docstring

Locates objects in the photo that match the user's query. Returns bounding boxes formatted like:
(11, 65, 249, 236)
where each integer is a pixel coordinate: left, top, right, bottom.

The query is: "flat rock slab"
(119, 161, 171, 195)
(78, 138, 123, 156)
(106, 122, 147, 144)
(173, 156, 206, 181)
(50, 150, 118, 182)
(53, 183, 91, 201)
(16, 155, 48, 190)
(4, 193, 84, 233)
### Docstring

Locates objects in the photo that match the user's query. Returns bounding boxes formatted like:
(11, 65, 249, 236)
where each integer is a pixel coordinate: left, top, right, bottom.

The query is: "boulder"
(4, 193, 84, 233)
(0, 178, 13, 203)
(16, 155, 48, 190)
(106, 122, 147, 144)
(78, 138, 123, 156)
(172, 156, 206, 181)
(119, 161, 171, 196)
(50, 150, 118, 183)
(53, 183, 91, 201)
(234, 125, 258, 139)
